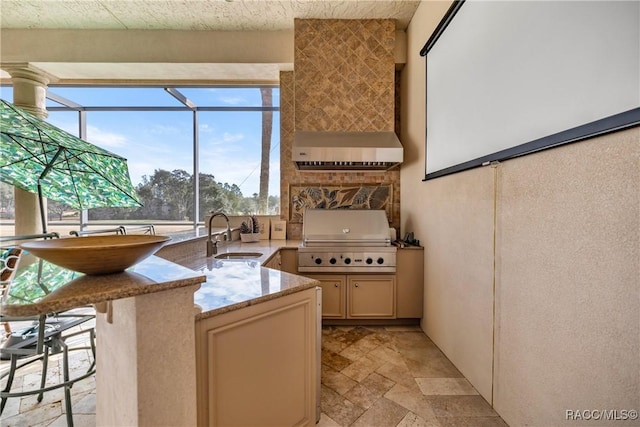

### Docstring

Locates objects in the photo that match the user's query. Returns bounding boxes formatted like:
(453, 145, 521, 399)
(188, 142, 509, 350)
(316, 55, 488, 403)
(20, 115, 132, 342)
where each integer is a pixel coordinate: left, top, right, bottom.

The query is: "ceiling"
(0, 0, 420, 83)
(0, 0, 421, 31)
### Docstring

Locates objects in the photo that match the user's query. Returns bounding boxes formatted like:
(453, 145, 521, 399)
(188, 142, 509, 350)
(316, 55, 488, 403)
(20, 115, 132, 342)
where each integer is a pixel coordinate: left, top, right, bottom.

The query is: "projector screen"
(422, 0, 640, 180)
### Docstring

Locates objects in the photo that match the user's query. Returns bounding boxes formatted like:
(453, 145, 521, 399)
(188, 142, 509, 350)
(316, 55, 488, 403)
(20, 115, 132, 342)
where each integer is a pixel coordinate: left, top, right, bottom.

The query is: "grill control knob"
(315, 258, 322, 265)
(377, 257, 384, 265)
(366, 258, 373, 265)
(344, 257, 352, 265)
(329, 258, 337, 265)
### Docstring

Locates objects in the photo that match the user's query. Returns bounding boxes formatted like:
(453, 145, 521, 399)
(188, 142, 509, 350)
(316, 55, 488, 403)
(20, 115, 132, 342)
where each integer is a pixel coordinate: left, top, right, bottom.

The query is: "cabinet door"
(263, 251, 281, 270)
(306, 274, 346, 319)
(279, 248, 299, 274)
(347, 275, 395, 319)
(196, 288, 318, 427)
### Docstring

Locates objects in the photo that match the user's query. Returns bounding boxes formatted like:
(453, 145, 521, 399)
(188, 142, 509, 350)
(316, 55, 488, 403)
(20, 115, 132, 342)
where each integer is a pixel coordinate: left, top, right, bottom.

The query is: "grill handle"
(303, 238, 391, 245)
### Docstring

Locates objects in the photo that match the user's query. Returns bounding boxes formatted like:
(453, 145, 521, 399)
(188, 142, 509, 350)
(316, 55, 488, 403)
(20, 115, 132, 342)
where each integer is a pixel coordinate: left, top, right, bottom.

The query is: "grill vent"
(292, 131, 403, 171)
(295, 161, 398, 171)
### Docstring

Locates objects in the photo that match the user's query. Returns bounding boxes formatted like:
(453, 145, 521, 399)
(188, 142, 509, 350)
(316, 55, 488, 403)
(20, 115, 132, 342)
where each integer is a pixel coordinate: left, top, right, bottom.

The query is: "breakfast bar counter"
(1, 254, 206, 317)
(2, 252, 207, 427)
(2, 236, 320, 426)
(154, 237, 321, 426)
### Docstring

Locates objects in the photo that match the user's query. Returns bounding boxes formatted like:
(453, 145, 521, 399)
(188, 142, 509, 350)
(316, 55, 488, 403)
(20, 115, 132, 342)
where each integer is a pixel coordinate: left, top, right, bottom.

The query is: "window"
(0, 86, 280, 236)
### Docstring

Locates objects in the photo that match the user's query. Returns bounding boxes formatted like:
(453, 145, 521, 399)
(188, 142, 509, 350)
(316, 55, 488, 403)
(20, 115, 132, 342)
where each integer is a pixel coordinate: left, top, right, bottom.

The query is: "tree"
(90, 168, 276, 222)
(259, 87, 273, 214)
(48, 200, 74, 221)
(0, 182, 15, 219)
(268, 195, 280, 215)
(199, 173, 227, 219)
(135, 169, 193, 220)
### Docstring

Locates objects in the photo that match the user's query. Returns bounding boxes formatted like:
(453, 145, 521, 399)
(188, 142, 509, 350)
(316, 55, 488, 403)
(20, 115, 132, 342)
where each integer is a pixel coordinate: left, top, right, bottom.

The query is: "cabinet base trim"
(322, 318, 421, 326)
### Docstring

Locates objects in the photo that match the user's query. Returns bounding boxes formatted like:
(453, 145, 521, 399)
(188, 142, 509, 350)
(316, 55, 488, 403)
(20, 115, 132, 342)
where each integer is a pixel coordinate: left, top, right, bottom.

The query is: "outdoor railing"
(69, 227, 125, 237)
(121, 224, 155, 235)
(0, 232, 60, 244)
(69, 224, 155, 237)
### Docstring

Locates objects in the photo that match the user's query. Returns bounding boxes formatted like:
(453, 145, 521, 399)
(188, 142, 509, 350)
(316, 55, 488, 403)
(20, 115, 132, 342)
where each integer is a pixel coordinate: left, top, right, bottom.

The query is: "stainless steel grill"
(298, 209, 396, 273)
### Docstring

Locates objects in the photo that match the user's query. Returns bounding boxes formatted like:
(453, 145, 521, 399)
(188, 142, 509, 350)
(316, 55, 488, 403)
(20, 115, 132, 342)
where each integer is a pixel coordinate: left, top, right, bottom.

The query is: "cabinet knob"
(334, 283, 339, 288)
(354, 283, 359, 288)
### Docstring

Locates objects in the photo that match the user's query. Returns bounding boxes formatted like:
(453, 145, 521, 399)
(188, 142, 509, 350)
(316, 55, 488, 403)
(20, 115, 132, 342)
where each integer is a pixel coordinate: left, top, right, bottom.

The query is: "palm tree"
(259, 87, 273, 214)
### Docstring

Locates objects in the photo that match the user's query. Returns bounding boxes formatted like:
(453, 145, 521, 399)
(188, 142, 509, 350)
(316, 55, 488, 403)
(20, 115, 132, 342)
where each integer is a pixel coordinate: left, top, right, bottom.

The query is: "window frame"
(1, 84, 281, 233)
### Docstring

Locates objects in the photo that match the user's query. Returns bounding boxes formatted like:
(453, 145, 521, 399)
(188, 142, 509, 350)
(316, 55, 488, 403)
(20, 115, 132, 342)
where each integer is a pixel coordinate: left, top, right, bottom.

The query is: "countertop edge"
(2, 256, 207, 317)
(194, 278, 319, 320)
(4, 234, 308, 318)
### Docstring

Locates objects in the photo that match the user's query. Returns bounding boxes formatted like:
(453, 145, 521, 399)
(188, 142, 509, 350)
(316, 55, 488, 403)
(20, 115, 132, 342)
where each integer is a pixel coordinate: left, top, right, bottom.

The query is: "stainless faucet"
(207, 211, 232, 257)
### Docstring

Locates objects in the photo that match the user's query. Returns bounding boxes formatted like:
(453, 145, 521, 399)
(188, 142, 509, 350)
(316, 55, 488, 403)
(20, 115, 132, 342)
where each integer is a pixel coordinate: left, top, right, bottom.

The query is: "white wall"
(401, 1, 640, 425)
(401, 1, 495, 402)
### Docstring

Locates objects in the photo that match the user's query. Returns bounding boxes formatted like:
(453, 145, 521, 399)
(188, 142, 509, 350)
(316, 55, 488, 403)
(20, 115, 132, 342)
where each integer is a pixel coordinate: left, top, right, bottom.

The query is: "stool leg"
(87, 328, 96, 373)
(61, 339, 74, 427)
(37, 344, 51, 403)
(0, 354, 18, 415)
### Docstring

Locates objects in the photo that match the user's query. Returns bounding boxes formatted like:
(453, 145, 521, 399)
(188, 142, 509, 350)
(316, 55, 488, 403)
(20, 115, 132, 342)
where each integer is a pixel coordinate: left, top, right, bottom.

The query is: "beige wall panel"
(402, 1, 639, 425)
(400, 0, 497, 401)
(96, 285, 199, 427)
(0, 29, 294, 64)
(399, 0, 452, 238)
(494, 128, 640, 426)
(420, 165, 496, 401)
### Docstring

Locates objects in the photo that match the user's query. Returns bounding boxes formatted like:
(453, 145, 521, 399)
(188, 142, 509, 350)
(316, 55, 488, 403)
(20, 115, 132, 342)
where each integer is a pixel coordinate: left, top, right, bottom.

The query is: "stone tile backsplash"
(280, 19, 401, 239)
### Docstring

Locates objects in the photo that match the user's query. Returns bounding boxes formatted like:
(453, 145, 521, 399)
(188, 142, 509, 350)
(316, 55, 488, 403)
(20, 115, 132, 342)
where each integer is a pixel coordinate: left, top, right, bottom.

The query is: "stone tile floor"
(0, 314, 96, 427)
(1, 322, 509, 426)
(318, 325, 508, 427)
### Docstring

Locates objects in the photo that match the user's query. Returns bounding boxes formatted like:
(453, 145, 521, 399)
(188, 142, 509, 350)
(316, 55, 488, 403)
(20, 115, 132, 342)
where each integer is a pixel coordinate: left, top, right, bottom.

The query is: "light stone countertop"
(157, 237, 317, 320)
(1, 254, 206, 317)
(1, 235, 317, 320)
(190, 258, 318, 320)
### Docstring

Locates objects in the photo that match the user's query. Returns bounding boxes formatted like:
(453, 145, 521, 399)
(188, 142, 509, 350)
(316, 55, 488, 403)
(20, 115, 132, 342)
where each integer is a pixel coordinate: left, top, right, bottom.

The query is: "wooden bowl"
(20, 235, 170, 275)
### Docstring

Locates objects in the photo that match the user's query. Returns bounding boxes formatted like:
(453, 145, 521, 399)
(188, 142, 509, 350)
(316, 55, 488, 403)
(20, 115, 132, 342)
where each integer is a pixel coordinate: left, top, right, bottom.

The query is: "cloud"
(199, 123, 214, 133)
(222, 132, 244, 143)
(127, 152, 191, 186)
(219, 96, 247, 105)
(149, 124, 182, 135)
(200, 132, 245, 155)
(49, 120, 77, 135)
(202, 88, 248, 105)
(86, 125, 127, 148)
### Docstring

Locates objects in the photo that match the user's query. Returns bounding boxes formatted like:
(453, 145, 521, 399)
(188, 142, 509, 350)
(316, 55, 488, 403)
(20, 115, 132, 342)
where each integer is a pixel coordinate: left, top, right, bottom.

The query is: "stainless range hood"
(292, 131, 403, 171)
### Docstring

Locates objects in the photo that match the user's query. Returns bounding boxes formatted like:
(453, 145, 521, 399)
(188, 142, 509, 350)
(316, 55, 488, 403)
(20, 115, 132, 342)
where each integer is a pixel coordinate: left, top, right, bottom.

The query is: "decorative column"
(2, 63, 55, 235)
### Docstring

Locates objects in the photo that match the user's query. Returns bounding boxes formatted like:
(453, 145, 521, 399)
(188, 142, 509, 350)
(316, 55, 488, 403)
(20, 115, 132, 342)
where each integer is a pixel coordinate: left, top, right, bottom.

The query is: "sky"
(0, 86, 281, 198)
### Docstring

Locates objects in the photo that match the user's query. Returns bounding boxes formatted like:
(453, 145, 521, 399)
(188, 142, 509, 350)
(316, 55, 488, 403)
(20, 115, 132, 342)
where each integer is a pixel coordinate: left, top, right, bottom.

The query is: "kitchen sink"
(214, 252, 263, 260)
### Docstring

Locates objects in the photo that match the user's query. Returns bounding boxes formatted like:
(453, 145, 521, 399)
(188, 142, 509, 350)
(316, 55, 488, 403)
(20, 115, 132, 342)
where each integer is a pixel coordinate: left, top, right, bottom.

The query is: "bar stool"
(69, 226, 125, 236)
(1, 247, 22, 338)
(120, 224, 156, 235)
(0, 234, 96, 427)
(0, 312, 96, 426)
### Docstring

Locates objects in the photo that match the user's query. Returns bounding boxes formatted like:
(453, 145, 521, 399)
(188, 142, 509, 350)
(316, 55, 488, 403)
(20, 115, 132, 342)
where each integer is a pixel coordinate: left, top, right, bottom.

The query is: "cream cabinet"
(263, 248, 298, 274)
(306, 274, 395, 319)
(195, 287, 318, 427)
(281, 247, 423, 321)
(395, 248, 424, 318)
(348, 275, 395, 319)
(307, 275, 346, 318)
(279, 247, 299, 274)
(262, 251, 281, 269)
